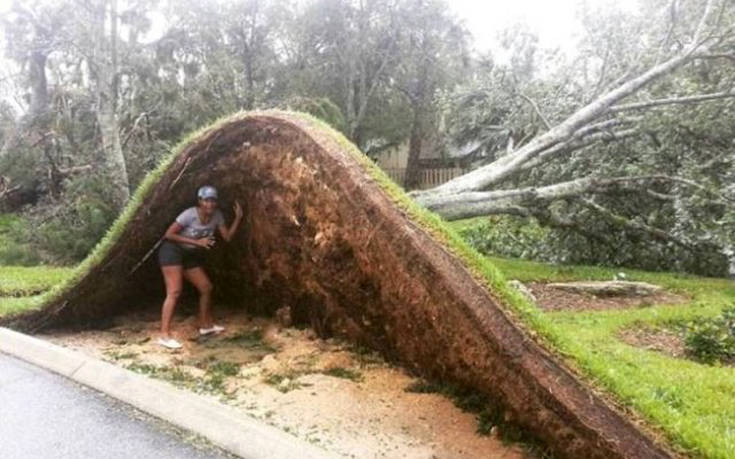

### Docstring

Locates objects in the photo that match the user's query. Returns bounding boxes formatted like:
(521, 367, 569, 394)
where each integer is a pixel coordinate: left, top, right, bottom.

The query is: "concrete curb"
(0, 327, 335, 459)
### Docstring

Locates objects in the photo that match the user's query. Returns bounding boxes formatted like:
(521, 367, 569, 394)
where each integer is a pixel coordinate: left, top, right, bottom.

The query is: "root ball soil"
(5, 112, 674, 458)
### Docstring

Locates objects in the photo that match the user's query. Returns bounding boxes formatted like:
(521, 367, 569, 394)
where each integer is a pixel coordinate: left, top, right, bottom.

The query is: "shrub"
(453, 214, 728, 277)
(453, 216, 551, 261)
(30, 176, 118, 264)
(684, 307, 735, 364)
(0, 214, 41, 266)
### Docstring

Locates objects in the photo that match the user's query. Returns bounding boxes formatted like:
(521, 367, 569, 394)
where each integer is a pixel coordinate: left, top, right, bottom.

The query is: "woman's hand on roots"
(198, 236, 216, 249)
(233, 201, 243, 220)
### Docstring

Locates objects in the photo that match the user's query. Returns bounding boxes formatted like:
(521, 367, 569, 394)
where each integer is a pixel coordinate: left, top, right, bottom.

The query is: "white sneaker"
(199, 324, 225, 336)
(157, 337, 183, 349)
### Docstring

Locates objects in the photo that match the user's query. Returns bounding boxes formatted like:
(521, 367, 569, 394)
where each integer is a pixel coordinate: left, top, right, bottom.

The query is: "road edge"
(0, 327, 335, 459)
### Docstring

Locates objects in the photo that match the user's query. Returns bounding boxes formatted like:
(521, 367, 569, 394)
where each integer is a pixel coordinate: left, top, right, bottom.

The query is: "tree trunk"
(93, 0, 130, 209)
(29, 50, 64, 197)
(404, 103, 423, 190)
(29, 51, 49, 120)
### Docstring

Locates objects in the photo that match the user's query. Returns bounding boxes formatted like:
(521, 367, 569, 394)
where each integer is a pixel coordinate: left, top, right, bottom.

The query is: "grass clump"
(404, 380, 444, 394)
(104, 350, 138, 361)
(207, 360, 241, 377)
(263, 371, 306, 393)
(263, 373, 287, 386)
(218, 329, 275, 352)
(348, 344, 387, 366)
(126, 361, 234, 397)
(321, 367, 363, 382)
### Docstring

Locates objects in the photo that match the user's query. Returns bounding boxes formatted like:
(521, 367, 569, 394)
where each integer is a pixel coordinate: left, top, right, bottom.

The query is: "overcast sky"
(0, 0, 643, 100)
(448, 0, 640, 54)
(0, 0, 642, 53)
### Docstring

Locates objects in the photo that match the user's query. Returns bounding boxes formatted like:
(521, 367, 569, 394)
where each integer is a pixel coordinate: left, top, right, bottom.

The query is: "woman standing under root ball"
(156, 185, 243, 349)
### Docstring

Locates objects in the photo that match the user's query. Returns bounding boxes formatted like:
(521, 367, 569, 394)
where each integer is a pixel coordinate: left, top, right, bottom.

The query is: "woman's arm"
(164, 222, 214, 249)
(219, 201, 244, 242)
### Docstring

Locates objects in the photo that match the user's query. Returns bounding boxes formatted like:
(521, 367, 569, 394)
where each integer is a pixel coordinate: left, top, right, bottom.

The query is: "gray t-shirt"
(175, 207, 224, 249)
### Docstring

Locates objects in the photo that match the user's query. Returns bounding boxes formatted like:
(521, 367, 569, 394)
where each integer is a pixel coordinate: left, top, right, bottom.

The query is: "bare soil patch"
(528, 282, 688, 312)
(40, 308, 529, 459)
(619, 326, 735, 367)
(618, 327, 687, 359)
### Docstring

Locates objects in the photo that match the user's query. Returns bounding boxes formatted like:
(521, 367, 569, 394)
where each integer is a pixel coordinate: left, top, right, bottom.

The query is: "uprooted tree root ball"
(3, 111, 675, 458)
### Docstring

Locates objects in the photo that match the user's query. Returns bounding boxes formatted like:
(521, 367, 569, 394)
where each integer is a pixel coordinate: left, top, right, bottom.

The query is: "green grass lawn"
(492, 256, 735, 459)
(0, 266, 74, 296)
(0, 295, 46, 318)
(0, 265, 73, 317)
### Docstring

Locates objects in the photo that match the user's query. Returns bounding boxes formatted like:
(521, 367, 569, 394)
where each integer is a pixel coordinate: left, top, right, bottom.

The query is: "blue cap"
(197, 185, 218, 200)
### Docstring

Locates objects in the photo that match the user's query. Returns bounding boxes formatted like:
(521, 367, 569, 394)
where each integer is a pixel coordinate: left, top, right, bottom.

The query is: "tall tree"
(87, 0, 129, 208)
(280, 0, 404, 146)
(390, 0, 469, 189)
(0, 0, 73, 202)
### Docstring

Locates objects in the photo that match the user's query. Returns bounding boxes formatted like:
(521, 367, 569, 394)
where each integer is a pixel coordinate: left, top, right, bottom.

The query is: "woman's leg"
(183, 267, 214, 328)
(160, 265, 183, 337)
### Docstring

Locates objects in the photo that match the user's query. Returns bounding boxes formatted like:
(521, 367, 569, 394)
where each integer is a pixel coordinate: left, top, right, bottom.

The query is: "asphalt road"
(0, 352, 233, 459)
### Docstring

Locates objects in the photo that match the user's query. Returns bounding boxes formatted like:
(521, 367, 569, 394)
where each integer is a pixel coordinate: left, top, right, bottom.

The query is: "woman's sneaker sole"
(157, 337, 183, 349)
(199, 325, 225, 336)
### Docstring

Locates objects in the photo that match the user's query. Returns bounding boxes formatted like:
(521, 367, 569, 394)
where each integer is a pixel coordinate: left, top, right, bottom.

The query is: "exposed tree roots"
(3, 112, 675, 458)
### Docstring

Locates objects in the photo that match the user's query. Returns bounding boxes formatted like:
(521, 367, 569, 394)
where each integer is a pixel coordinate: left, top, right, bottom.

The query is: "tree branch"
(418, 174, 727, 221)
(697, 53, 735, 62)
(530, 207, 614, 246)
(580, 198, 691, 249)
(609, 91, 735, 112)
(517, 127, 639, 175)
(520, 93, 552, 130)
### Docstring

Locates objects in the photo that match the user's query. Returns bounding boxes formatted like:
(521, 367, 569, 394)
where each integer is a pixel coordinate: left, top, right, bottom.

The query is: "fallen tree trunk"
(412, 0, 721, 199)
(3, 111, 674, 459)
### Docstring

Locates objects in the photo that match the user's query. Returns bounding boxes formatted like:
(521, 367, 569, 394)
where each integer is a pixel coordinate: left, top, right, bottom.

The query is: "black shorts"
(158, 241, 206, 270)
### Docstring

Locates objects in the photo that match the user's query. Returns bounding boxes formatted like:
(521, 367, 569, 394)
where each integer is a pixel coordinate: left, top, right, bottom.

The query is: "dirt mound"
(529, 282, 688, 312)
(3, 111, 674, 458)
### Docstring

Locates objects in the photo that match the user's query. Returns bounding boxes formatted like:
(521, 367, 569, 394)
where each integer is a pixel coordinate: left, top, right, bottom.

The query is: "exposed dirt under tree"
(3, 112, 676, 458)
(41, 307, 529, 458)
